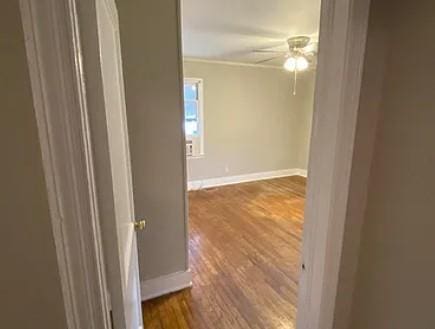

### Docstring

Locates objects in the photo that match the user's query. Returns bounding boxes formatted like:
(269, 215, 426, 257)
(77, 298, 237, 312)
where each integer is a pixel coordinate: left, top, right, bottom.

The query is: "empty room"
(8, 0, 435, 328)
(141, 0, 320, 327)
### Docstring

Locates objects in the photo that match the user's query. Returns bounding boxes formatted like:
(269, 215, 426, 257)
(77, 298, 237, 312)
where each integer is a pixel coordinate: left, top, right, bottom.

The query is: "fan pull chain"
(293, 68, 298, 95)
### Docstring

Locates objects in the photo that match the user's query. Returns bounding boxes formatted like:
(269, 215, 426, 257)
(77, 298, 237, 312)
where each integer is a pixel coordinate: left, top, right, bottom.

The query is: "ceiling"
(181, 0, 321, 67)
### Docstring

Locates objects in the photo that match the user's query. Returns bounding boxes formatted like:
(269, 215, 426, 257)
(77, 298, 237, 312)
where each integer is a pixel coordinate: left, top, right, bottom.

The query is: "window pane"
(185, 120, 198, 136)
(184, 83, 198, 101)
(184, 101, 198, 120)
(184, 100, 198, 136)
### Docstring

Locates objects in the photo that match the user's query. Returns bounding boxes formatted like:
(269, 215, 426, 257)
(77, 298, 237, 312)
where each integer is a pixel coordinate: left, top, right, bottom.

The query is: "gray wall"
(0, 2, 68, 329)
(116, 0, 188, 280)
(184, 60, 315, 181)
(348, 0, 435, 328)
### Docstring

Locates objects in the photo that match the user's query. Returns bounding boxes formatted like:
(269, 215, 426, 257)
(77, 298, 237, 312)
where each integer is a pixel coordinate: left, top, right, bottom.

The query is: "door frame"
(20, 0, 373, 329)
(297, 0, 373, 328)
(20, 0, 111, 329)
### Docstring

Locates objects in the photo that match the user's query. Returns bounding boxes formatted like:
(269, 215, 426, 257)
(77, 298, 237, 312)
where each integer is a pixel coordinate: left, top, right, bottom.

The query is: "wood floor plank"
(142, 176, 306, 329)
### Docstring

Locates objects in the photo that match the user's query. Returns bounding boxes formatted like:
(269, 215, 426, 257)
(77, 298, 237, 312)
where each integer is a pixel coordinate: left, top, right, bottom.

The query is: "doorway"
(21, 0, 373, 328)
(142, 0, 320, 328)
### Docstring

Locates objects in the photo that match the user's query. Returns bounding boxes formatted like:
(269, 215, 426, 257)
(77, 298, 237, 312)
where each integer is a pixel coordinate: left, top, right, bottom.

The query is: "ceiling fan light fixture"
(296, 56, 309, 71)
(284, 56, 309, 72)
(283, 57, 297, 72)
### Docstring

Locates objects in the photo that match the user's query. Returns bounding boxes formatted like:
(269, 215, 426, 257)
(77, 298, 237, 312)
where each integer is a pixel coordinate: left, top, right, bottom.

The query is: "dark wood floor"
(142, 176, 306, 329)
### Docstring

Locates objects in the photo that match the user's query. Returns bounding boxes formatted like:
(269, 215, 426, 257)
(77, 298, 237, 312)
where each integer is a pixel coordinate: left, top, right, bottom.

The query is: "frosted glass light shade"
(296, 56, 309, 71)
(284, 56, 309, 72)
(283, 57, 297, 71)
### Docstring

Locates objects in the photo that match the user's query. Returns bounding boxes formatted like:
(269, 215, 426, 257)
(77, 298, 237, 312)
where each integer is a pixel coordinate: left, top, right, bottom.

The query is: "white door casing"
(20, 0, 143, 328)
(95, 0, 143, 328)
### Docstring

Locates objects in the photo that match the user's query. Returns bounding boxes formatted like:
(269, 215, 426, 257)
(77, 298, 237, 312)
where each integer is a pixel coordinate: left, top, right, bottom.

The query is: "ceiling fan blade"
(306, 51, 317, 61)
(253, 49, 287, 54)
(304, 41, 319, 53)
(255, 55, 283, 64)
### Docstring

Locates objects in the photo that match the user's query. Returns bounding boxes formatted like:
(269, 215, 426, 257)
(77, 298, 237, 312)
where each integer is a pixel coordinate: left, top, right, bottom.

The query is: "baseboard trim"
(188, 168, 307, 191)
(140, 270, 192, 301)
(297, 169, 308, 177)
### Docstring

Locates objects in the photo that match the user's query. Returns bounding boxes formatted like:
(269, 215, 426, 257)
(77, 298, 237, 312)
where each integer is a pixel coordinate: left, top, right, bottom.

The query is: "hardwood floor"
(142, 176, 306, 329)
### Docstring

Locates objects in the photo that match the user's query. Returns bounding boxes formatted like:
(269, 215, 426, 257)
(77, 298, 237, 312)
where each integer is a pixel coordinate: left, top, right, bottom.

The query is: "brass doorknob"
(134, 219, 146, 231)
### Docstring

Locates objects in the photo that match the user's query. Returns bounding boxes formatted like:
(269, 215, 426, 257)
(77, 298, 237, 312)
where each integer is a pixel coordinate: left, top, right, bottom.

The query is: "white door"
(95, 0, 143, 328)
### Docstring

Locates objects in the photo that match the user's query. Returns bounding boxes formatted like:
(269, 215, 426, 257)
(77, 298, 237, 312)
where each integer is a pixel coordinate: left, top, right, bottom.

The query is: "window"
(183, 78, 204, 157)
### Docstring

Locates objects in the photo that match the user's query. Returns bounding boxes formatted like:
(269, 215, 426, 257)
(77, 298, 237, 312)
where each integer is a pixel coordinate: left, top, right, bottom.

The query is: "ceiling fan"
(253, 36, 317, 95)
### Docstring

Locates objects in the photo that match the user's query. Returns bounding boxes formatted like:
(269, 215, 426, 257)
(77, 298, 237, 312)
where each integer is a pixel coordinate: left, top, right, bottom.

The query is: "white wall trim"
(296, 0, 372, 328)
(20, 1, 111, 329)
(296, 169, 308, 178)
(141, 270, 193, 301)
(175, 0, 191, 284)
(188, 168, 307, 191)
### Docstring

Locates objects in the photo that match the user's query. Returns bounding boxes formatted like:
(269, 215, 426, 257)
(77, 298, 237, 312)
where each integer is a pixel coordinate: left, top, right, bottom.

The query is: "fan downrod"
(287, 36, 311, 50)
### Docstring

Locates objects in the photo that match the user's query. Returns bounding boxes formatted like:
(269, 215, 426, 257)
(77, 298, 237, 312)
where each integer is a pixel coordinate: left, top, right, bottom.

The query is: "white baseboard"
(297, 169, 308, 177)
(188, 168, 307, 191)
(140, 270, 192, 301)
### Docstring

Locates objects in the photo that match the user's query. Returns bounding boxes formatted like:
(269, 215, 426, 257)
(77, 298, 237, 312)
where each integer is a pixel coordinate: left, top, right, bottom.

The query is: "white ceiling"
(181, 0, 321, 67)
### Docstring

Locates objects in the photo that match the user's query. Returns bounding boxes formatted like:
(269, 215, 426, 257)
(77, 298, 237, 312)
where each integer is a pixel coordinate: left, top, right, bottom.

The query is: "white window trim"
(184, 77, 204, 158)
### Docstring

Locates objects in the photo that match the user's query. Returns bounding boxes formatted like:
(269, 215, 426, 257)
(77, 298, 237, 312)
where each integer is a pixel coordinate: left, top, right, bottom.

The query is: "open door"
(94, 0, 143, 328)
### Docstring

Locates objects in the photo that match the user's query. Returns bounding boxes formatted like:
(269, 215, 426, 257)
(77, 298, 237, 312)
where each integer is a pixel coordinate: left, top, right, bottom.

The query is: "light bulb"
(296, 56, 309, 71)
(283, 57, 297, 72)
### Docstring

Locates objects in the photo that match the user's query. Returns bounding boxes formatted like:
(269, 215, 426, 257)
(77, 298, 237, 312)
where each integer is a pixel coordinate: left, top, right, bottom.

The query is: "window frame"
(183, 77, 204, 158)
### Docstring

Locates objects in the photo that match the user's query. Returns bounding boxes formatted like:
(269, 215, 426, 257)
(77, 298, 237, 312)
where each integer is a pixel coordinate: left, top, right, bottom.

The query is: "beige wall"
(0, 2, 68, 329)
(116, 0, 188, 280)
(183, 60, 315, 181)
(348, 0, 435, 328)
